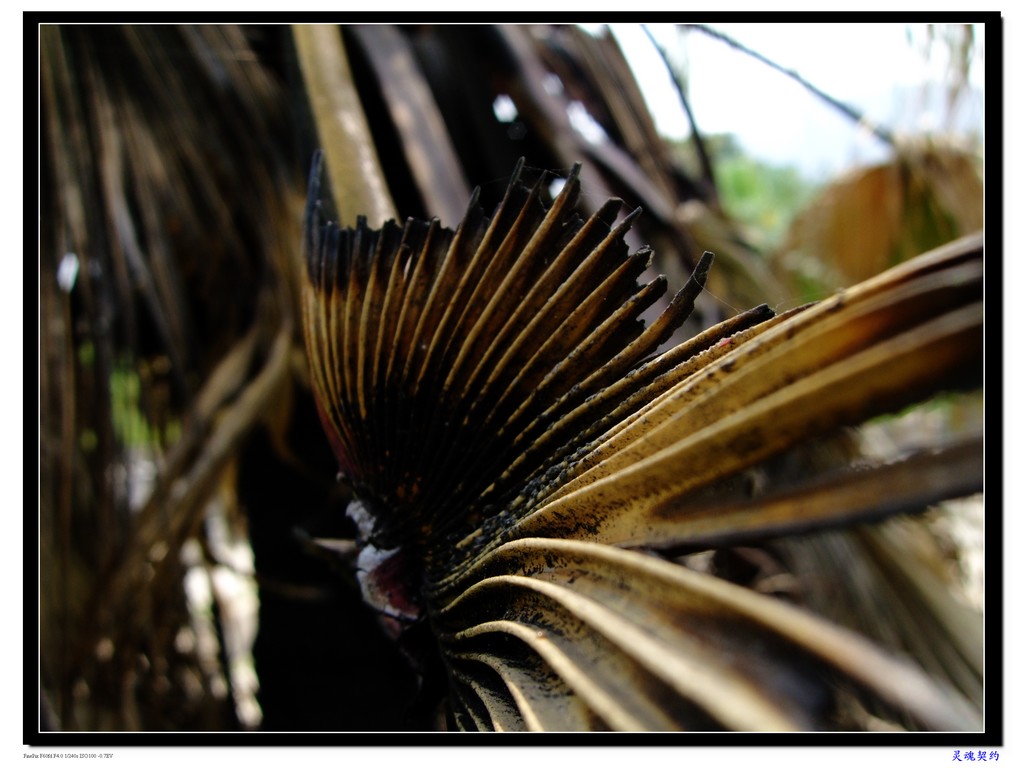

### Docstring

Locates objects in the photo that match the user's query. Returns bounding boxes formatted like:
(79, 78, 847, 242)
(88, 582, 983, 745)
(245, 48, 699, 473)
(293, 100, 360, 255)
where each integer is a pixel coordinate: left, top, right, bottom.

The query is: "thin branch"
(684, 24, 897, 147)
(642, 25, 720, 205)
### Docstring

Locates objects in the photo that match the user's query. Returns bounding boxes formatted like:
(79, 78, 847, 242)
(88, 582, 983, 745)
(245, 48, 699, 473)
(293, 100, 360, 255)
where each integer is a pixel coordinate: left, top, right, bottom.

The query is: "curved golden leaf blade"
(448, 663, 525, 731)
(509, 300, 980, 545)
(540, 256, 981, 503)
(594, 437, 983, 550)
(442, 574, 806, 731)
(448, 538, 980, 731)
(451, 651, 604, 731)
(451, 619, 653, 730)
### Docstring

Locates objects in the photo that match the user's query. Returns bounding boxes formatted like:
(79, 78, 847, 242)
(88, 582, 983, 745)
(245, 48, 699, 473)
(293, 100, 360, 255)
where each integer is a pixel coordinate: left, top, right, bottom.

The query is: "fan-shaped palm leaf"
(301, 153, 983, 731)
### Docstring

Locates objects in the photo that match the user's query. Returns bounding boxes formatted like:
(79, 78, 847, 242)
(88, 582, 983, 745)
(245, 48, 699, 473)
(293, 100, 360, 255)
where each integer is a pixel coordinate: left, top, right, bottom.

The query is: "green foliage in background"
(671, 132, 820, 251)
(716, 151, 818, 250)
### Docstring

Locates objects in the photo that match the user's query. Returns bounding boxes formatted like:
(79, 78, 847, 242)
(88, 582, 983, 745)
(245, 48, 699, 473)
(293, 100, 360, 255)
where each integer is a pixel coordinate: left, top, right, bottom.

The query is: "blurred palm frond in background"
(37, 22, 987, 732)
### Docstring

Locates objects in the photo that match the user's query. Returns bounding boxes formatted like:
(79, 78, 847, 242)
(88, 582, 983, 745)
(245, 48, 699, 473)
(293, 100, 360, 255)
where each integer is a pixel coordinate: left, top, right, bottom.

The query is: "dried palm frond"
(301, 153, 983, 731)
